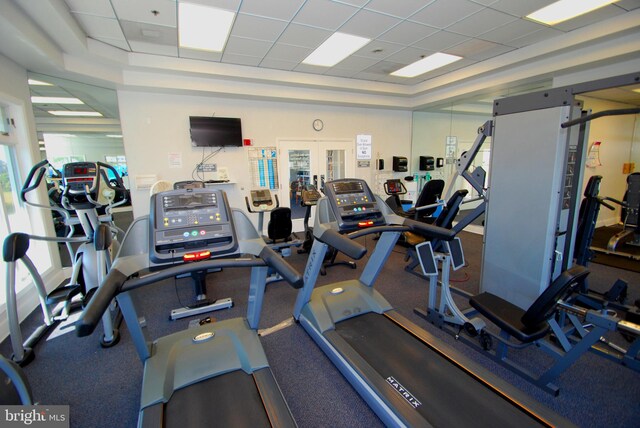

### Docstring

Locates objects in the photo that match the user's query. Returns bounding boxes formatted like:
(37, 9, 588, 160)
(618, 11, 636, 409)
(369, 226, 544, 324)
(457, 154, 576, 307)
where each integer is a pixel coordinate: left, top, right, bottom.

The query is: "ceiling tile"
(505, 27, 565, 48)
(385, 47, 438, 65)
(262, 43, 312, 63)
(221, 52, 262, 66)
(259, 58, 298, 71)
(469, 0, 500, 5)
(378, 21, 438, 45)
(409, 0, 484, 28)
(352, 40, 404, 59)
(186, 0, 241, 12)
(479, 18, 546, 44)
(413, 30, 470, 51)
(232, 14, 288, 42)
(130, 40, 178, 56)
(93, 37, 131, 51)
(292, 0, 358, 30)
(446, 39, 514, 61)
(364, 0, 430, 19)
(446, 8, 518, 37)
(364, 60, 406, 75)
(338, 9, 402, 39)
(240, 0, 305, 20)
(120, 21, 177, 45)
(73, 14, 125, 40)
(65, 0, 116, 18)
(179, 48, 223, 62)
(332, 0, 369, 7)
(615, 0, 640, 11)
(224, 36, 272, 57)
(323, 68, 360, 78)
(294, 63, 331, 74)
(331, 55, 380, 71)
(277, 24, 332, 49)
(111, 0, 177, 27)
(486, 0, 554, 17)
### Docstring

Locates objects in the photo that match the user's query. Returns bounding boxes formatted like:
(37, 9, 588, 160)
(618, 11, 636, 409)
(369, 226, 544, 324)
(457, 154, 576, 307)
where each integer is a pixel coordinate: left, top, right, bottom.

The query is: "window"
(0, 102, 52, 306)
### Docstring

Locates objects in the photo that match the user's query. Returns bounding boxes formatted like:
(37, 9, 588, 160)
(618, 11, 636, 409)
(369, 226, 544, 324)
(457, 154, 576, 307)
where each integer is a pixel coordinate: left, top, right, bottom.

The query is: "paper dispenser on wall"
(419, 156, 434, 171)
(392, 156, 408, 172)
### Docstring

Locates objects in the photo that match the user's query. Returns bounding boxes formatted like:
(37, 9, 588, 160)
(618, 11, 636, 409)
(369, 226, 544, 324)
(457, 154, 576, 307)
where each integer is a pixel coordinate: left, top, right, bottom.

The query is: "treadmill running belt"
(334, 312, 546, 428)
(164, 369, 271, 427)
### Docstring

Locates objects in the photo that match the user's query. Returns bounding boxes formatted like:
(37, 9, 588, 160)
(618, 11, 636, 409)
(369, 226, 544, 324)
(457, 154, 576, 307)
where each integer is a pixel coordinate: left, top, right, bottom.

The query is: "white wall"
(117, 90, 412, 218)
(578, 96, 639, 226)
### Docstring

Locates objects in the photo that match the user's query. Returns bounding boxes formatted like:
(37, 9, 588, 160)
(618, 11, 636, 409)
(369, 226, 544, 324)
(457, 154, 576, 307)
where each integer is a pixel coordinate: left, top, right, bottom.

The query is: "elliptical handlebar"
(20, 159, 61, 205)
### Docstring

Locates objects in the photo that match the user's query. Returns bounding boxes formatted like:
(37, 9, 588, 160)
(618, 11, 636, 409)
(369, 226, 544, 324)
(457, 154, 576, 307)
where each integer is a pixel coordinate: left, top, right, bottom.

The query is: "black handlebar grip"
(259, 246, 304, 289)
(21, 165, 47, 202)
(318, 228, 367, 260)
(405, 218, 455, 241)
(97, 162, 125, 190)
(76, 269, 127, 337)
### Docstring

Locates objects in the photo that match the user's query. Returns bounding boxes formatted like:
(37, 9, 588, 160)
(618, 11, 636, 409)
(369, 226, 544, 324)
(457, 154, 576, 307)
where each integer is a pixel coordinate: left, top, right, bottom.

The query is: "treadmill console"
(324, 179, 384, 232)
(150, 188, 237, 263)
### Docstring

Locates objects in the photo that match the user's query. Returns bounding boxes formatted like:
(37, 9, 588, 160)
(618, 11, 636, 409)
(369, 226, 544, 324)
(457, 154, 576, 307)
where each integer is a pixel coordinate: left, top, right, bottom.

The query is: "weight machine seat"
(403, 189, 468, 249)
(621, 172, 640, 227)
(267, 207, 293, 243)
(470, 266, 590, 343)
(406, 179, 445, 221)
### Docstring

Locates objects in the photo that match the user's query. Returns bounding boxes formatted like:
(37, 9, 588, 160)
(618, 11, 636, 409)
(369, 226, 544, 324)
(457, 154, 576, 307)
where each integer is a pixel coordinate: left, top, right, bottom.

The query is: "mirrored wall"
(28, 72, 130, 189)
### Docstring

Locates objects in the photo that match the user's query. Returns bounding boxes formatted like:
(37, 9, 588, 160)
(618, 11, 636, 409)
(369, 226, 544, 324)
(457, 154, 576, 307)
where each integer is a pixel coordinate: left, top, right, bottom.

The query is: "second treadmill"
(293, 178, 573, 428)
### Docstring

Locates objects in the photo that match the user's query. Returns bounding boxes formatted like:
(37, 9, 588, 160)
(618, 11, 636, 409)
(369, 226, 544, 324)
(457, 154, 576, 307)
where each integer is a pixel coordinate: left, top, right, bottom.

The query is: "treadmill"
(77, 187, 303, 427)
(293, 179, 573, 428)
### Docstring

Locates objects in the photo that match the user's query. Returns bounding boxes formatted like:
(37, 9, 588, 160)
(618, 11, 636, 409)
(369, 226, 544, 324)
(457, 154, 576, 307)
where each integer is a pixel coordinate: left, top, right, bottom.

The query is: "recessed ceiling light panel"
(391, 53, 462, 78)
(526, 0, 619, 25)
(178, 2, 235, 52)
(31, 96, 84, 104)
(303, 33, 371, 67)
(47, 111, 103, 117)
(28, 79, 53, 86)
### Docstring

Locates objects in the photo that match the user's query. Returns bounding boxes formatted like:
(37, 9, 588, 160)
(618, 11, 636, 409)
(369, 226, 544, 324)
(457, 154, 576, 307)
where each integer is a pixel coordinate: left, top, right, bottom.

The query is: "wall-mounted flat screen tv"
(189, 116, 242, 147)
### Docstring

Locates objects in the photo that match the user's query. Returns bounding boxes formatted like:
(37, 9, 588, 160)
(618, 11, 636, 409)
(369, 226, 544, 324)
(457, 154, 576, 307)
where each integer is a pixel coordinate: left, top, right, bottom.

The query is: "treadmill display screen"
(150, 188, 237, 263)
(324, 179, 384, 232)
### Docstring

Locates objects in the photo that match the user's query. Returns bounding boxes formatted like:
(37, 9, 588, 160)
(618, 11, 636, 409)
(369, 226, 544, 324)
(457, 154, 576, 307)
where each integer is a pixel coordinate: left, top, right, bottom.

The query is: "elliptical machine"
(3, 160, 126, 365)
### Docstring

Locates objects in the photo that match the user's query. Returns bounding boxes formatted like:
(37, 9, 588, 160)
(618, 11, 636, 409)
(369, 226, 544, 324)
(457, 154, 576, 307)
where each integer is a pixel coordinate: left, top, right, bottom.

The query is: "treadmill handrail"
(76, 254, 299, 337)
(316, 228, 367, 260)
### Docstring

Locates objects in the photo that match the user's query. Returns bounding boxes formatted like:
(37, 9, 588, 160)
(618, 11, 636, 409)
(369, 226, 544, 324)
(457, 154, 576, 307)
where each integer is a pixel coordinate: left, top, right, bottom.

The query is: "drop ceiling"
(62, 0, 640, 86)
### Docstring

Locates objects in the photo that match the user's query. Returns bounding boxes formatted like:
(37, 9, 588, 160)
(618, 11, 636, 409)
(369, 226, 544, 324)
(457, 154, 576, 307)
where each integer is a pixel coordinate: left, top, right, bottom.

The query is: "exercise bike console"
(150, 188, 237, 263)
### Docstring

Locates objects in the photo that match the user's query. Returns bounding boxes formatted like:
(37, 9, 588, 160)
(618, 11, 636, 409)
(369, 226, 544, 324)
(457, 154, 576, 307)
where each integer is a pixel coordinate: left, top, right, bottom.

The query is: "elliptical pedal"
(45, 284, 82, 306)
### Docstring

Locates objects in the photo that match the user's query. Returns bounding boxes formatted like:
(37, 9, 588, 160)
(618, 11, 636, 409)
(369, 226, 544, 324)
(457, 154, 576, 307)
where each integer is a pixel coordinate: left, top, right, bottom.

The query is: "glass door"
(278, 140, 353, 231)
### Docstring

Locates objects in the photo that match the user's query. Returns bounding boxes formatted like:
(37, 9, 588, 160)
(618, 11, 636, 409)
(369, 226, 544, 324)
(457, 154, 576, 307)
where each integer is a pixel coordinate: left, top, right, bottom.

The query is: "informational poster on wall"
(445, 136, 457, 164)
(168, 152, 182, 168)
(356, 134, 372, 160)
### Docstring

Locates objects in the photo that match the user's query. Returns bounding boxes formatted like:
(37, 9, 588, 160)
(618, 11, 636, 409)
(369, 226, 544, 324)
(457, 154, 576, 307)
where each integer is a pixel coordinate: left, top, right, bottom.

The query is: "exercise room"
(0, 1, 638, 427)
